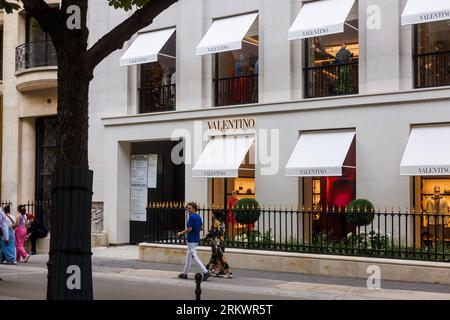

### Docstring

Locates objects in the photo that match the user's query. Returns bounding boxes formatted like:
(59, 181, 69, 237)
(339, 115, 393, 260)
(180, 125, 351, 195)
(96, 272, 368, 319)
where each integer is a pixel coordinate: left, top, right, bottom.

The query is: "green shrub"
(233, 198, 261, 224)
(345, 199, 375, 226)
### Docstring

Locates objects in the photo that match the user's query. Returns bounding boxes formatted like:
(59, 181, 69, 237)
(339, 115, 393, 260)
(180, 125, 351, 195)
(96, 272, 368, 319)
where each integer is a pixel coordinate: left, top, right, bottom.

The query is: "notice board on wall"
(130, 154, 158, 222)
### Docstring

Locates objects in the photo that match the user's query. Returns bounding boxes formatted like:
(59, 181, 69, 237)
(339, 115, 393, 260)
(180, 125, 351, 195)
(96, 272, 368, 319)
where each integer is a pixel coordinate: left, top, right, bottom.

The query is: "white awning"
(196, 13, 258, 55)
(285, 130, 356, 177)
(402, 0, 450, 26)
(119, 28, 176, 67)
(288, 0, 356, 40)
(192, 135, 254, 178)
(400, 126, 450, 176)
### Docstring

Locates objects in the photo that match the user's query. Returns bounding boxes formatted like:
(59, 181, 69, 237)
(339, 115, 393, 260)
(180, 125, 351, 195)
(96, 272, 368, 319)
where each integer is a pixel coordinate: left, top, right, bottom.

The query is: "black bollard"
(195, 273, 202, 301)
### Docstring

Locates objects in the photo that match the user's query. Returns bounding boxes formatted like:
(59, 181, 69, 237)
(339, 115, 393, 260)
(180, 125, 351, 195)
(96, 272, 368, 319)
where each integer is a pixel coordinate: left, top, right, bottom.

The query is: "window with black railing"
(304, 20, 359, 98)
(15, 15, 57, 72)
(214, 74, 258, 106)
(138, 30, 176, 114)
(15, 40, 57, 72)
(214, 19, 259, 107)
(139, 83, 176, 113)
(414, 21, 450, 89)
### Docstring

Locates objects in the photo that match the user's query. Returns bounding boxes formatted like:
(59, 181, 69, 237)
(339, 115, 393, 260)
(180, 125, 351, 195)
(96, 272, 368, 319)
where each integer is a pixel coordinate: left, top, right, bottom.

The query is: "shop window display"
(139, 33, 176, 113)
(302, 137, 356, 240)
(413, 177, 450, 246)
(304, 19, 359, 98)
(214, 19, 259, 106)
(415, 20, 450, 88)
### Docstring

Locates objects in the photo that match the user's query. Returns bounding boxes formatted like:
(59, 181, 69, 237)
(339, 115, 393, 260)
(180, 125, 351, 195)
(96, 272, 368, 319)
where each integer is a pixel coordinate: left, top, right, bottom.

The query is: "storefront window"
(209, 148, 255, 207)
(214, 19, 259, 106)
(304, 20, 359, 98)
(16, 16, 57, 71)
(301, 135, 356, 240)
(413, 176, 450, 247)
(139, 33, 176, 113)
(414, 20, 450, 88)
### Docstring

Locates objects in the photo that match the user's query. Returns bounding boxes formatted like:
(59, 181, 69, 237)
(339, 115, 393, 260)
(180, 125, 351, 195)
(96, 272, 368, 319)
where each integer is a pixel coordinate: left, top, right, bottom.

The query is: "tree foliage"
(0, 1, 20, 13)
(0, 0, 153, 13)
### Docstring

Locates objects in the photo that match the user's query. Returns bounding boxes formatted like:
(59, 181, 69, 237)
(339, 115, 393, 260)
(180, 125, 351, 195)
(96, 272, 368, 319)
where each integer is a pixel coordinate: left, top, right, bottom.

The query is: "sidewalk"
(91, 245, 450, 300)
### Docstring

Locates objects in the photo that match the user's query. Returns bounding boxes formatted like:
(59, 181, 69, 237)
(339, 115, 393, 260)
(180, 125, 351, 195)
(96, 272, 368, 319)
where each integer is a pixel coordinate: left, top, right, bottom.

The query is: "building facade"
(74, 0, 450, 246)
(1, 1, 59, 206)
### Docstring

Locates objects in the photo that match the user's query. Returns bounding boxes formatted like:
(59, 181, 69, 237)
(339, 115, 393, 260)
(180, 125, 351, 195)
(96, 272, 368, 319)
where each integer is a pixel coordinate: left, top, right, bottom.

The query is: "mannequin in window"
(334, 42, 354, 94)
(335, 42, 353, 64)
(234, 53, 250, 103)
(426, 186, 449, 225)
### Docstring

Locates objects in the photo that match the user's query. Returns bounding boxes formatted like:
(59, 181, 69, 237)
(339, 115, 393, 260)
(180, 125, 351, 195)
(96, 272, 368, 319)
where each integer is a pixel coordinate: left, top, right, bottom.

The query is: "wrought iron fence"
(0, 200, 51, 230)
(304, 62, 359, 98)
(15, 40, 57, 72)
(214, 74, 258, 107)
(139, 84, 176, 113)
(146, 202, 450, 262)
(414, 51, 450, 89)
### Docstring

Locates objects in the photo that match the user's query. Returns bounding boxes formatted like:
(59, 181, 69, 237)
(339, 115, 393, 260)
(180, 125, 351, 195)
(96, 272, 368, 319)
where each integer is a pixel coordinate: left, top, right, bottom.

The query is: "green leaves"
(0, 0, 21, 13)
(0, 0, 151, 14)
(107, 0, 151, 11)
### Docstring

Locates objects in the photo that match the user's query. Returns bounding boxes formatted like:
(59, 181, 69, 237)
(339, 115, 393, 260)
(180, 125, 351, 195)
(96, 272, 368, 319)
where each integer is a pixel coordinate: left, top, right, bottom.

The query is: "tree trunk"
(47, 34, 94, 299)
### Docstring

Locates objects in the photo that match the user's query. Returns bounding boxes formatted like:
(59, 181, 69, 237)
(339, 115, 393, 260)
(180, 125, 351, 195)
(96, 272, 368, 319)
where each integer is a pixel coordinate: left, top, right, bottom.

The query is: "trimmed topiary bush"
(345, 199, 375, 226)
(233, 198, 261, 225)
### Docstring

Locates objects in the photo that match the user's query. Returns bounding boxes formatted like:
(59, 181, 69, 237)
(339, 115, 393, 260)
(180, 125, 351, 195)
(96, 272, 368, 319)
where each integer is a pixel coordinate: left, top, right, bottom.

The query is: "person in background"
(1, 205, 17, 265)
(15, 205, 30, 263)
(202, 209, 233, 278)
(177, 202, 209, 281)
(0, 207, 10, 266)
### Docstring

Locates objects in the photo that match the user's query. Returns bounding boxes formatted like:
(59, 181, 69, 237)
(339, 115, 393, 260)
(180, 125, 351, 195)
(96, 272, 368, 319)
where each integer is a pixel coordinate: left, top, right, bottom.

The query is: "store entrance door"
(130, 140, 185, 244)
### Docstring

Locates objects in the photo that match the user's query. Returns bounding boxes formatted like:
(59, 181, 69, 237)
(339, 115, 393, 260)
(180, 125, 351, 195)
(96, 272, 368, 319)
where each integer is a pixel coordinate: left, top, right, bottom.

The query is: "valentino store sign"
(418, 167, 450, 175)
(419, 10, 450, 22)
(207, 117, 256, 132)
(302, 27, 329, 37)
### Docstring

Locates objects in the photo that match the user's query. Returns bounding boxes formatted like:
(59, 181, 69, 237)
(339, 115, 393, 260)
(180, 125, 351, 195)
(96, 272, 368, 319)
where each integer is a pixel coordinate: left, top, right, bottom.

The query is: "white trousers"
(182, 242, 207, 274)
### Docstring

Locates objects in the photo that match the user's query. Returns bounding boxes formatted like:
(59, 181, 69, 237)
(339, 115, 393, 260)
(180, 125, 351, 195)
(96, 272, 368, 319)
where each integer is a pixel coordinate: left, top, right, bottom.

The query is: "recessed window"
(414, 20, 450, 88)
(138, 31, 176, 113)
(304, 20, 359, 98)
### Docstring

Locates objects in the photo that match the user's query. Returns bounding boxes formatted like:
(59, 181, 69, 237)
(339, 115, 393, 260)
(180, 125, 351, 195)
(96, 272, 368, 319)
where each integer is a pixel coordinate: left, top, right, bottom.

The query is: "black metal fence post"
(46, 166, 94, 300)
(195, 273, 202, 301)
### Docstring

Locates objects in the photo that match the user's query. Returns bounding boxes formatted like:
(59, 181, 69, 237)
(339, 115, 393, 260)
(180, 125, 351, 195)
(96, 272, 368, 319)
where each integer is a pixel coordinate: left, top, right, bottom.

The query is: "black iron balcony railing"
(15, 40, 57, 72)
(214, 74, 258, 107)
(146, 202, 450, 263)
(304, 62, 359, 98)
(139, 84, 176, 113)
(414, 50, 450, 89)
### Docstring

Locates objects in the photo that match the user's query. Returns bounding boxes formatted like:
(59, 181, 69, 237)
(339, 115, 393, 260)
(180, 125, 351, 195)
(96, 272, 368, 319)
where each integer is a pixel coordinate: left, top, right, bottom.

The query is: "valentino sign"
(419, 10, 450, 22)
(207, 117, 256, 131)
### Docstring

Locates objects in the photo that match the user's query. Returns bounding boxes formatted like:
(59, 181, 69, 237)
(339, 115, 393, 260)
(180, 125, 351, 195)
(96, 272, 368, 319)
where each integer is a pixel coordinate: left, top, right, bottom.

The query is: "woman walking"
(1, 205, 17, 265)
(202, 209, 233, 278)
(15, 205, 30, 263)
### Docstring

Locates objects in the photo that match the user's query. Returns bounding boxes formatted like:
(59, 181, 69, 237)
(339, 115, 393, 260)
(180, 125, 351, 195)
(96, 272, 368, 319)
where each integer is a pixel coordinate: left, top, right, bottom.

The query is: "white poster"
(147, 154, 158, 189)
(130, 187, 148, 222)
(131, 155, 148, 187)
(131, 155, 149, 222)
